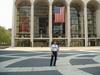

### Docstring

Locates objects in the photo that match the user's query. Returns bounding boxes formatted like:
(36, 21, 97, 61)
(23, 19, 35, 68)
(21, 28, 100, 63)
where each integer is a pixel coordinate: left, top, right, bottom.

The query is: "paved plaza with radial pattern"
(0, 48, 100, 75)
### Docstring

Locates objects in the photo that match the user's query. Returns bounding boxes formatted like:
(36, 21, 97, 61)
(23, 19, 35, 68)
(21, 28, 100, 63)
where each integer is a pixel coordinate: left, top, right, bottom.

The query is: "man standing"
(50, 41, 59, 66)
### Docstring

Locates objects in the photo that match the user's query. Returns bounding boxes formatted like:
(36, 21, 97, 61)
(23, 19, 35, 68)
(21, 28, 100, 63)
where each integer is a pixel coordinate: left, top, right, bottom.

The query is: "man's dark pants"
(50, 51, 57, 66)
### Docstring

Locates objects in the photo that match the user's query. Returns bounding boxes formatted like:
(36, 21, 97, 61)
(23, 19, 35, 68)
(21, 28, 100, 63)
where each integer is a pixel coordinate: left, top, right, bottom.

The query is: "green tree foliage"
(0, 26, 11, 46)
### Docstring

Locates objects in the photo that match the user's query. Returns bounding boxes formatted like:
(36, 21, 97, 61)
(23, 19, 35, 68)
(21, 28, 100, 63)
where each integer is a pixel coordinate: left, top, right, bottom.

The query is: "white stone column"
(30, 2, 34, 47)
(80, 11, 84, 38)
(11, 0, 16, 47)
(84, 4, 88, 47)
(65, 6, 68, 47)
(49, 2, 52, 47)
(67, 4, 71, 47)
(96, 8, 100, 37)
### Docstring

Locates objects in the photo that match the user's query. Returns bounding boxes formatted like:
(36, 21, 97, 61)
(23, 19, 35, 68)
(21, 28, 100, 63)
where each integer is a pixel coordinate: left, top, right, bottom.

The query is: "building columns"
(84, 4, 88, 47)
(49, 2, 53, 47)
(80, 11, 84, 38)
(11, 0, 16, 47)
(65, 6, 67, 47)
(67, 4, 71, 47)
(31, 3, 34, 47)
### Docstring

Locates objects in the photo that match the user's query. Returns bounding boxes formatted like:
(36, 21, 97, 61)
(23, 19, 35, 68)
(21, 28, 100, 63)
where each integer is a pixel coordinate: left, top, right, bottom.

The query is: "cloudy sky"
(0, 0, 13, 29)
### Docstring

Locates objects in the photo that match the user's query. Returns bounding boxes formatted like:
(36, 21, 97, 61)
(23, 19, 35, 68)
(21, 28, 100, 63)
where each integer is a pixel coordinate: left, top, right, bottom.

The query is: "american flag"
(54, 6, 65, 23)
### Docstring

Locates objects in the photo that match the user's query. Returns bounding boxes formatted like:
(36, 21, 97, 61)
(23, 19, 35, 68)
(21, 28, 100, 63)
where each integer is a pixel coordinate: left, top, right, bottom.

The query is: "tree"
(0, 26, 11, 46)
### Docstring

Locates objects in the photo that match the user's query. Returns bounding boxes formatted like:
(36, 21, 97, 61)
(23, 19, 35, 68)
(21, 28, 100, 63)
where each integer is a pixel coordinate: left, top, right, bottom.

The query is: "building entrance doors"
(53, 24, 65, 38)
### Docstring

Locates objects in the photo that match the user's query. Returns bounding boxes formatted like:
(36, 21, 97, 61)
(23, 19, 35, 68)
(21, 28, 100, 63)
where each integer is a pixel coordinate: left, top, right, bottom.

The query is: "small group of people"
(50, 41, 59, 66)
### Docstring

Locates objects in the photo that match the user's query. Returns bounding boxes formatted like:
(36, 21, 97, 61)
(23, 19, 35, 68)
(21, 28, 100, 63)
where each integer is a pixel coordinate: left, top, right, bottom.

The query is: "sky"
(0, 0, 13, 29)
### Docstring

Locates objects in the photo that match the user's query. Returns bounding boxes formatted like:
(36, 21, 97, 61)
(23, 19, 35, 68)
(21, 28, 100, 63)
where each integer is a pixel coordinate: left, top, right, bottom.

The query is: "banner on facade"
(19, 16, 29, 32)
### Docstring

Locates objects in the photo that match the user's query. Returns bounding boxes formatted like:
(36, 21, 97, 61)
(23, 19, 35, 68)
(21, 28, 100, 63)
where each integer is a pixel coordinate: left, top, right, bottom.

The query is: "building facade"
(12, 0, 100, 47)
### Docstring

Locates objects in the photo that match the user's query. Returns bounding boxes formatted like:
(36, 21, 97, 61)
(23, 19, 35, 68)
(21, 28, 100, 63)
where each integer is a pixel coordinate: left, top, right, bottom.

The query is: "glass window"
(70, 7, 81, 38)
(87, 8, 96, 37)
(16, 1, 31, 38)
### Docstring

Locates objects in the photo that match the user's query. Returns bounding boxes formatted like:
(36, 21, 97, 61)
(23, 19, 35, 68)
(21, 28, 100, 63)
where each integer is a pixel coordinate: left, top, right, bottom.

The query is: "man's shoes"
(50, 64, 52, 66)
(53, 64, 56, 66)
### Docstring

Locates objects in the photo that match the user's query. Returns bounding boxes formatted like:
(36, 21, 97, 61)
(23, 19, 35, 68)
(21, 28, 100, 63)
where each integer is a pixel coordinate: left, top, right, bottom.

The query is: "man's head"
(54, 41, 57, 44)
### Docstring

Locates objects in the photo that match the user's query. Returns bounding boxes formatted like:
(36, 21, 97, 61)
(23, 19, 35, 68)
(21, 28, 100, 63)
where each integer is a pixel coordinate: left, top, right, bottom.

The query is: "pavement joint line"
(71, 57, 93, 59)
(58, 53, 76, 54)
(73, 64, 100, 68)
(0, 55, 22, 58)
(32, 67, 56, 71)
(0, 52, 40, 56)
(88, 53, 97, 55)
(0, 67, 56, 72)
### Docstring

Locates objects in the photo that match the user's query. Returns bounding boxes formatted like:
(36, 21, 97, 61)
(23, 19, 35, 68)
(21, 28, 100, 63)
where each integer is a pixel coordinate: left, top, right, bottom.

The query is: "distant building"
(8, 28, 12, 33)
(12, 0, 100, 47)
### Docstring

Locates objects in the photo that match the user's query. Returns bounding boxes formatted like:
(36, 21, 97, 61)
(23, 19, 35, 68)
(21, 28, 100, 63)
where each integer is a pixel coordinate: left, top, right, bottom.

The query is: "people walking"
(50, 41, 59, 66)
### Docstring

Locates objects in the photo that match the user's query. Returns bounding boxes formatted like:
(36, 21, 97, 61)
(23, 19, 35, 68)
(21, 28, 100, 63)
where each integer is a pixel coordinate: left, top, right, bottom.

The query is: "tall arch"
(34, 0, 49, 47)
(87, 0, 100, 46)
(15, 0, 31, 47)
(52, 0, 67, 47)
(15, 0, 31, 5)
(70, 0, 85, 47)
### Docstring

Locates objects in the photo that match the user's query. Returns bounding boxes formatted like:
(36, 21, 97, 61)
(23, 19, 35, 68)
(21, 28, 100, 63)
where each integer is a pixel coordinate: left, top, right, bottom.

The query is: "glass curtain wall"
(70, 1, 85, 47)
(15, 1, 31, 47)
(34, 0, 49, 47)
(52, 0, 67, 47)
(87, 0, 99, 46)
